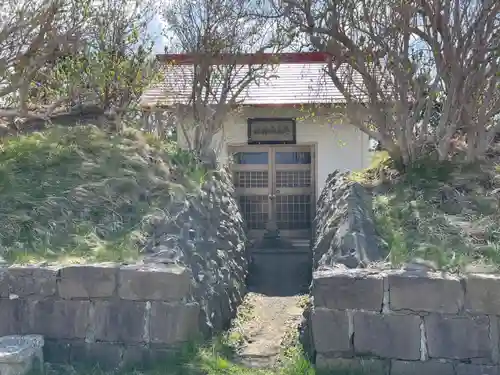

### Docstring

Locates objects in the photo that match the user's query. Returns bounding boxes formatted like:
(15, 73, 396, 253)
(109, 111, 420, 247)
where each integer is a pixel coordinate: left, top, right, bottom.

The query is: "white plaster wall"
(177, 107, 371, 197)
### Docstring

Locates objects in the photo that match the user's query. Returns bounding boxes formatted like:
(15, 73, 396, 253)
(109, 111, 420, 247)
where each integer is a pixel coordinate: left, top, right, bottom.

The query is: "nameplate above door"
(247, 118, 296, 144)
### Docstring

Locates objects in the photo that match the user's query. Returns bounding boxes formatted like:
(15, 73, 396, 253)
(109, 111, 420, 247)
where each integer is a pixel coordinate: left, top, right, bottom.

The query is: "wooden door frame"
(227, 142, 318, 239)
(228, 144, 272, 239)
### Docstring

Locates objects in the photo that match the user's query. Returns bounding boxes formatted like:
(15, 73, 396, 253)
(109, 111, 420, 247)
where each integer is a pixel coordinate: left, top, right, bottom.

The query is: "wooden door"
(229, 145, 314, 240)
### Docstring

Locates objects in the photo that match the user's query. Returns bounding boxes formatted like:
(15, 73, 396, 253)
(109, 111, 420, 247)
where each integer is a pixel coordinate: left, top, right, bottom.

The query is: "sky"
(149, 14, 168, 54)
(146, 0, 278, 55)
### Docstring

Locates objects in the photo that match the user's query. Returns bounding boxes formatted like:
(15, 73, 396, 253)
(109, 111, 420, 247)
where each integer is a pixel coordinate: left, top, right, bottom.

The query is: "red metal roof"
(141, 53, 365, 108)
(156, 52, 332, 65)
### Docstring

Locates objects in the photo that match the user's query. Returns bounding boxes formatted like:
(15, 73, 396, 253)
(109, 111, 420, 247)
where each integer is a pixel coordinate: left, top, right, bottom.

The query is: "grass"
(45, 338, 373, 375)
(152, 339, 316, 375)
(103, 293, 369, 375)
(349, 151, 396, 185)
(0, 125, 207, 265)
(353, 151, 500, 271)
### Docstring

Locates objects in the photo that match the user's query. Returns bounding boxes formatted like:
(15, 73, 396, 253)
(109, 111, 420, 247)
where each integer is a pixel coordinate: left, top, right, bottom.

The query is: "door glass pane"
(234, 171, 268, 188)
(276, 195, 311, 230)
(239, 196, 269, 229)
(233, 152, 268, 164)
(275, 151, 311, 164)
(276, 171, 311, 187)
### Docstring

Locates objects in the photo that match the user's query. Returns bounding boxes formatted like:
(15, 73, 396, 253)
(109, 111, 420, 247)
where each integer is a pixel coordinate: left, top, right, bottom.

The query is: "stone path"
(233, 292, 305, 369)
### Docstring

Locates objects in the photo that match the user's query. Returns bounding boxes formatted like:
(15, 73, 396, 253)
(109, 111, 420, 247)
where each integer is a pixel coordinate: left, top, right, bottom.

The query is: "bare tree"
(0, 0, 86, 122)
(279, 0, 499, 169)
(0, 0, 159, 134)
(72, 0, 159, 131)
(160, 0, 285, 165)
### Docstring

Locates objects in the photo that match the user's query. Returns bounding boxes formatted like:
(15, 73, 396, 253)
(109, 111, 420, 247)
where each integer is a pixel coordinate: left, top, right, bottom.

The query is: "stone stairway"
(246, 236, 312, 297)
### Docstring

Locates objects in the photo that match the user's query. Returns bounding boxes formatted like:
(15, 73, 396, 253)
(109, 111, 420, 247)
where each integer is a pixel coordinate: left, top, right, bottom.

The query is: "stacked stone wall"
(309, 170, 500, 374)
(0, 264, 201, 369)
(312, 171, 383, 269)
(310, 266, 500, 375)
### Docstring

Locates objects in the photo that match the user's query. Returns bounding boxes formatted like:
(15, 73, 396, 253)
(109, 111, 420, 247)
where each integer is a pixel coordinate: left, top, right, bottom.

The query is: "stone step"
(247, 252, 312, 296)
(0, 335, 44, 375)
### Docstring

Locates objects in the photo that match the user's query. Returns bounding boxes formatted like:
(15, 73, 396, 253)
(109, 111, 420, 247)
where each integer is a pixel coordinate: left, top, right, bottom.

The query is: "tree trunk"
(197, 132, 217, 168)
(386, 147, 406, 172)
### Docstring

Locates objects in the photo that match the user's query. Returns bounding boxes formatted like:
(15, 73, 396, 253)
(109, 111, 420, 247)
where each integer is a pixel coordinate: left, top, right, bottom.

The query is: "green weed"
(0, 125, 205, 264)
(370, 155, 500, 271)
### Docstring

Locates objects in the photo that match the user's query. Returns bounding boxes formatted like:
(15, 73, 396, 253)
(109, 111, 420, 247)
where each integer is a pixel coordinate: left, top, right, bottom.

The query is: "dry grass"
(355, 152, 500, 271)
(0, 124, 206, 265)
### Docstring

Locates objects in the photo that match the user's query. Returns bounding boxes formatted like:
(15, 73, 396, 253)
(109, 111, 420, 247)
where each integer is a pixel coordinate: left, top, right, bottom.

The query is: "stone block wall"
(310, 267, 500, 375)
(0, 263, 201, 370)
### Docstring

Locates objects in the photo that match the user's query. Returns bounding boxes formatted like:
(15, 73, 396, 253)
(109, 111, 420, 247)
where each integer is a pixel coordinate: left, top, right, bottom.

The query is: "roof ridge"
(156, 52, 332, 65)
